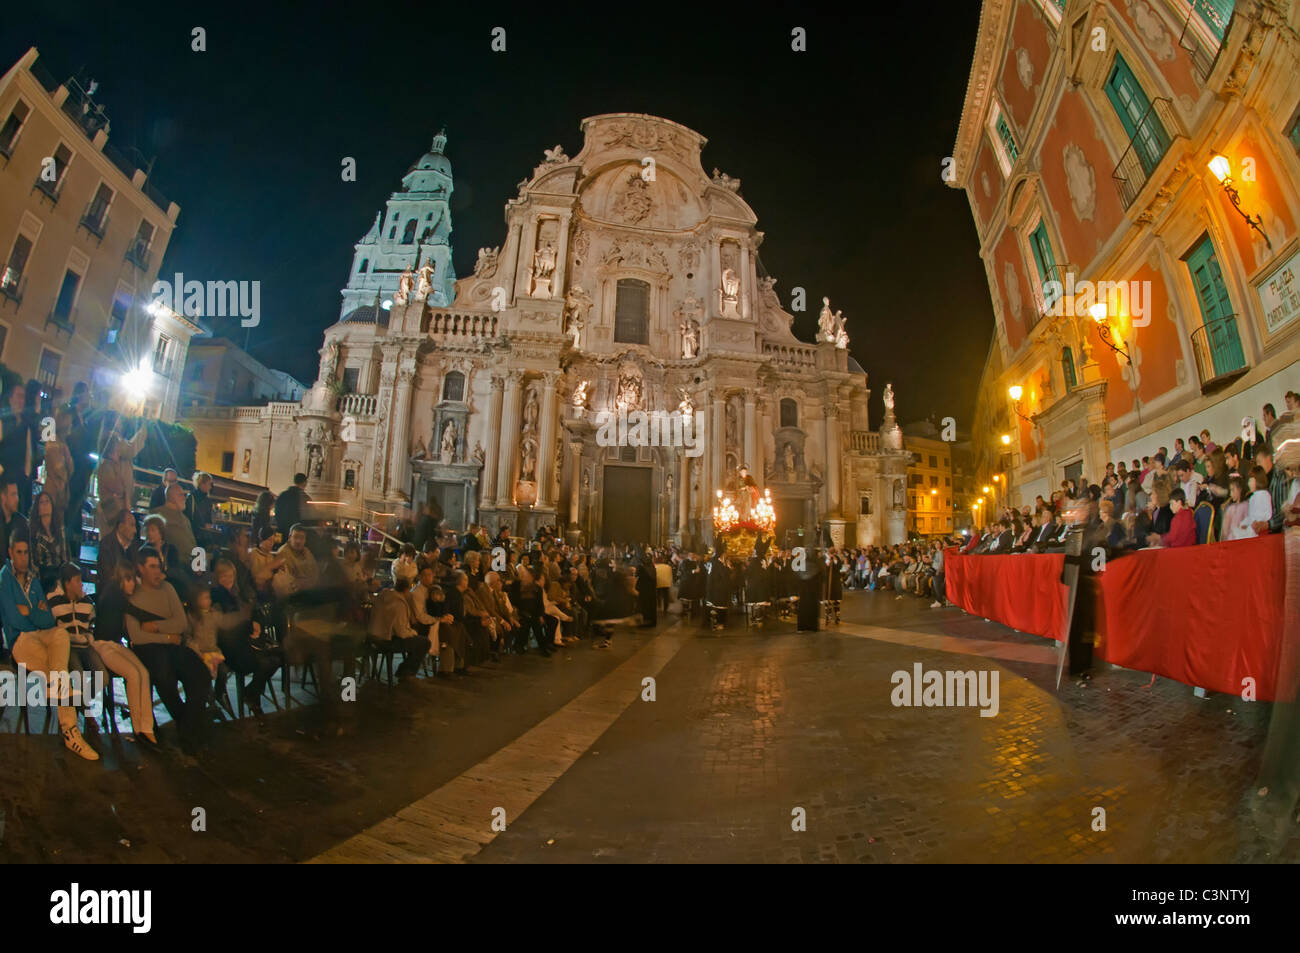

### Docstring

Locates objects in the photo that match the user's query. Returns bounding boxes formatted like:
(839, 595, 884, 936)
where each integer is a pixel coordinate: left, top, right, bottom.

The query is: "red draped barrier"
(1095, 534, 1285, 700)
(945, 548, 1068, 641)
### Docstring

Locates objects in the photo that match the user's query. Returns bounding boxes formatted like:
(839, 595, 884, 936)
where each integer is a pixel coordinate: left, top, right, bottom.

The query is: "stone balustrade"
(762, 342, 817, 368)
(336, 393, 377, 418)
(849, 430, 880, 454)
(425, 310, 498, 341)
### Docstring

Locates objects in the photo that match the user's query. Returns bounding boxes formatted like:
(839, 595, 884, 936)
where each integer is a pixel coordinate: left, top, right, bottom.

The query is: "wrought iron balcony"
(79, 201, 111, 240)
(32, 175, 65, 205)
(1190, 313, 1249, 391)
(1111, 98, 1179, 210)
(45, 307, 76, 338)
(125, 238, 152, 270)
(0, 270, 24, 308)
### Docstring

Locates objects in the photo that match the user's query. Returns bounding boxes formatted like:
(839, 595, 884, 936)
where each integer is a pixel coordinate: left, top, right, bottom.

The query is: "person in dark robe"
(705, 551, 731, 628)
(796, 549, 825, 631)
(636, 549, 657, 627)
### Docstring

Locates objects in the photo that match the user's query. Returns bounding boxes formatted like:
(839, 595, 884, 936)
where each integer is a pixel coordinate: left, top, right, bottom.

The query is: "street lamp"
(1208, 153, 1271, 249)
(1007, 384, 1032, 423)
(1089, 302, 1131, 365)
(1000, 433, 1012, 445)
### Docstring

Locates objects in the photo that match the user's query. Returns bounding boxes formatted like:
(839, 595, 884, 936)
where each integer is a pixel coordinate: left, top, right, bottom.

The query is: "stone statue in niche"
(520, 435, 538, 482)
(783, 442, 796, 477)
(530, 243, 557, 298)
(616, 363, 642, 411)
(725, 402, 738, 450)
(563, 285, 592, 348)
(522, 388, 539, 433)
(472, 441, 485, 465)
(307, 444, 322, 481)
(319, 337, 339, 384)
(572, 380, 589, 409)
(440, 419, 458, 463)
(678, 389, 693, 417)
(680, 318, 699, 359)
(394, 268, 413, 306)
(893, 478, 904, 509)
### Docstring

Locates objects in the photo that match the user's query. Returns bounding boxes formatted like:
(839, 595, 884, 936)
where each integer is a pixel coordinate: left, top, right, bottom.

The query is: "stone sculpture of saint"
(533, 244, 556, 280)
(520, 436, 538, 482)
(680, 319, 699, 359)
(415, 260, 435, 300)
(523, 389, 539, 433)
(721, 268, 739, 303)
(319, 337, 339, 384)
(818, 296, 837, 342)
(783, 442, 796, 477)
(440, 419, 458, 462)
(394, 268, 413, 306)
(883, 383, 895, 412)
(572, 380, 589, 408)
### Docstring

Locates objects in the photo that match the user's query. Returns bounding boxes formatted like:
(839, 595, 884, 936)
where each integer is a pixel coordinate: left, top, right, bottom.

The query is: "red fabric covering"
(1095, 534, 1285, 700)
(945, 548, 1069, 641)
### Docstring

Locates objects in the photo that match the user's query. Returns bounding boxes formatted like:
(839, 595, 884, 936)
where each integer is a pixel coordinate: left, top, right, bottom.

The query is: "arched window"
(388, 225, 397, 240)
(358, 258, 369, 273)
(1061, 346, 1078, 390)
(401, 219, 418, 244)
(779, 398, 798, 428)
(614, 279, 650, 345)
(442, 370, 465, 402)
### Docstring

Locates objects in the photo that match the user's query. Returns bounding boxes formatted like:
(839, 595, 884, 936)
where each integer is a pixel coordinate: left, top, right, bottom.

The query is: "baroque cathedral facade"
(284, 114, 909, 547)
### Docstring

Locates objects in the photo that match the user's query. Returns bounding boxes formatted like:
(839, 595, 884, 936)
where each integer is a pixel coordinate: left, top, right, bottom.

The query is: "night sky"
(5, 2, 993, 430)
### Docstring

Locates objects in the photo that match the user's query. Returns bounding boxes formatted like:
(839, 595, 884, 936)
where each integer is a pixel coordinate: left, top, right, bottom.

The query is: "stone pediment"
(577, 163, 706, 231)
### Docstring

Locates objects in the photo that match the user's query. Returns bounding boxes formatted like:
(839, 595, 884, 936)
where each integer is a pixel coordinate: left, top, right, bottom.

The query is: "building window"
(402, 219, 417, 244)
(128, 220, 155, 268)
(37, 348, 61, 388)
(35, 143, 72, 199)
(344, 468, 356, 490)
(1185, 233, 1247, 380)
(860, 496, 871, 516)
(221, 451, 235, 472)
(928, 454, 938, 467)
(0, 100, 30, 156)
(1027, 220, 1059, 312)
(153, 334, 172, 374)
(342, 366, 360, 394)
(52, 269, 81, 326)
(1, 234, 33, 299)
(1191, 0, 1234, 43)
(929, 475, 939, 487)
(442, 370, 465, 402)
(945, 476, 951, 486)
(107, 291, 130, 342)
(358, 258, 369, 273)
(1062, 346, 1078, 389)
(987, 101, 1019, 177)
(83, 182, 114, 235)
(779, 398, 798, 428)
(614, 278, 650, 345)
(1105, 53, 1170, 177)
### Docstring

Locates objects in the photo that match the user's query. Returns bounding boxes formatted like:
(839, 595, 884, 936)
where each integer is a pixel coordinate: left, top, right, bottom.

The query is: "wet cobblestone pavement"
(2, 592, 1294, 863)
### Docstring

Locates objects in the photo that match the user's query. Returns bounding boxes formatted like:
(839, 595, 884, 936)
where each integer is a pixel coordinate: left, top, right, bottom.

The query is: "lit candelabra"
(752, 488, 776, 534)
(712, 490, 740, 534)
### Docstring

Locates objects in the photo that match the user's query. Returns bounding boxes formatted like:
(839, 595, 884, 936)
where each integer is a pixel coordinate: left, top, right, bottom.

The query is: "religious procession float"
(712, 465, 777, 559)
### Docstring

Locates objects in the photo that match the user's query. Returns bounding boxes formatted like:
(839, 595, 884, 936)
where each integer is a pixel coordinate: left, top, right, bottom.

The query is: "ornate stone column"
(536, 372, 560, 506)
(678, 449, 690, 540)
(568, 437, 584, 529)
(553, 214, 572, 295)
(739, 244, 751, 320)
(743, 394, 757, 479)
(495, 371, 524, 506)
(385, 351, 418, 501)
(710, 395, 725, 509)
(824, 397, 841, 518)
(370, 345, 401, 496)
(481, 376, 504, 504)
(514, 217, 539, 302)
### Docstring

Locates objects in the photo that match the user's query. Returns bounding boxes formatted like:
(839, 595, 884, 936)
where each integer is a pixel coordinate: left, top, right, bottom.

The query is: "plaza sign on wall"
(1258, 247, 1300, 335)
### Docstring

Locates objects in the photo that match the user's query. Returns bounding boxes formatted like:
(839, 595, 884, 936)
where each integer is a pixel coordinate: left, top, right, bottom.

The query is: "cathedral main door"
(600, 466, 652, 545)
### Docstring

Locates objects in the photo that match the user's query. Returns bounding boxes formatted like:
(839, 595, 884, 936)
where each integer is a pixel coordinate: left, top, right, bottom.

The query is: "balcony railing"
(125, 239, 152, 271)
(1190, 313, 1249, 390)
(762, 342, 818, 368)
(337, 392, 377, 418)
(0, 270, 24, 308)
(423, 310, 498, 341)
(849, 431, 880, 454)
(79, 201, 111, 239)
(1111, 98, 1179, 210)
(1178, 4, 1230, 81)
(45, 307, 76, 337)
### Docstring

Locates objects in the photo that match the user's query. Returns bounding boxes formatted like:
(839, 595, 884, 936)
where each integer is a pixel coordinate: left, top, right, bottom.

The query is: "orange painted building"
(952, 0, 1300, 504)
